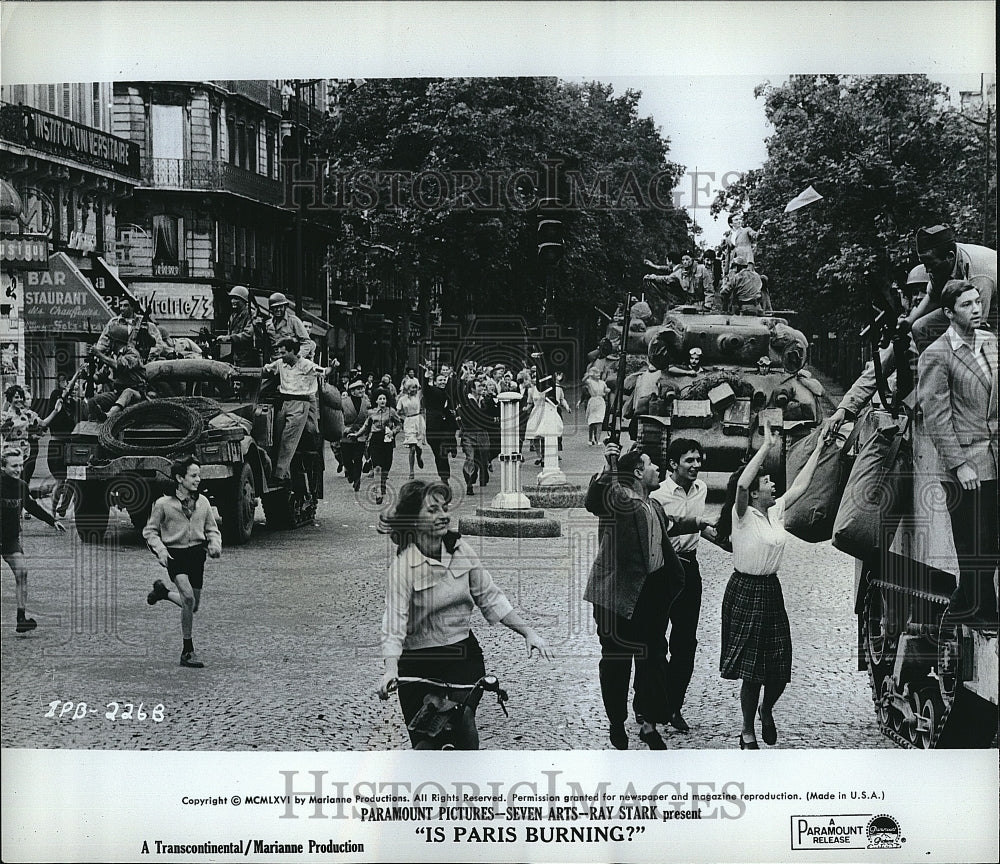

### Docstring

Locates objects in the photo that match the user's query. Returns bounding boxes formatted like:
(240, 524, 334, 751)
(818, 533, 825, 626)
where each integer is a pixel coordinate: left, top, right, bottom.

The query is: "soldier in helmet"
(265, 292, 315, 361)
(216, 285, 260, 366)
(93, 295, 166, 367)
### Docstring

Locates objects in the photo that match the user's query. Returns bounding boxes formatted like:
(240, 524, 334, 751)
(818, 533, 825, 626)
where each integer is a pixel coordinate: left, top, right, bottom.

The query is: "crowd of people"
(331, 356, 572, 504)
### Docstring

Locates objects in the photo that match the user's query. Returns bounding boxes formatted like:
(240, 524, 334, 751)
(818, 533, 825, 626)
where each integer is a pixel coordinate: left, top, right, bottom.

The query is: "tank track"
(863, 574, 998, 749)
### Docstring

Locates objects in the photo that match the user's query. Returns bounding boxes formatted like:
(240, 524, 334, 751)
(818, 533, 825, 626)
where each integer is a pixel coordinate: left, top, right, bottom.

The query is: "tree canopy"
(711, 74, 997, 329)
(316, 77, 691, 331)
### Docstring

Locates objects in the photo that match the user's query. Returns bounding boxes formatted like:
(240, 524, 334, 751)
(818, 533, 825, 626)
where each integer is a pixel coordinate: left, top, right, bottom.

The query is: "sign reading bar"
(21, 252, 113, 335)
(1, 234, 50, 270)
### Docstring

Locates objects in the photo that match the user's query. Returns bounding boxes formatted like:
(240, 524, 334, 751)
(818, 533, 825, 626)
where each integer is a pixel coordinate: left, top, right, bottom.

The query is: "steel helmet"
(906, 264, 929, 285)
(228, 285, 250, 302)
(268, 292, 290, 308)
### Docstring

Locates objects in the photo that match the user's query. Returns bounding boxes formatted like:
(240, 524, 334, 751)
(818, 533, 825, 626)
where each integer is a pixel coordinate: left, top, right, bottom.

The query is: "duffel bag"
(785, 423, 861, 542)
(832, 413, 912, 559)
(318, 383, 344, 443)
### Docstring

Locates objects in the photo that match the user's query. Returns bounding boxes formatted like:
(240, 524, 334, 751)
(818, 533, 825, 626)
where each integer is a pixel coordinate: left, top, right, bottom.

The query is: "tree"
(710, 74, 997, 330)
(317, 77, 690, 335)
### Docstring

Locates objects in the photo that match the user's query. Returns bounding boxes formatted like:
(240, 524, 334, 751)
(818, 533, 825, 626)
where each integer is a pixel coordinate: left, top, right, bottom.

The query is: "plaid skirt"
(719, 571, 792, 683)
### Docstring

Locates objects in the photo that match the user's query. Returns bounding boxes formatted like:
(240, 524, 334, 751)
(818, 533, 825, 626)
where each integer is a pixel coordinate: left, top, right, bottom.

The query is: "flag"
(784, 185, 823, 213)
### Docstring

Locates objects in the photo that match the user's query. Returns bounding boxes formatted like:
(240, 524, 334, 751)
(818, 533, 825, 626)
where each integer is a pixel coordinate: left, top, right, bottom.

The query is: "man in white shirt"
(917, 280, 998, 626)
(264, 337, 327, 483)
(650, 437, 715, 732)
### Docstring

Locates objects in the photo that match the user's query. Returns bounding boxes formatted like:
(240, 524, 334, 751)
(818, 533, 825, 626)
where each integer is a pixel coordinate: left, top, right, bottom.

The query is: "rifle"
(605, 286, 635, 472)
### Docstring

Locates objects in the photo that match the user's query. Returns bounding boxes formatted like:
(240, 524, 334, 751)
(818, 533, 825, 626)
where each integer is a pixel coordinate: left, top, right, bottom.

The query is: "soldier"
(265, 292, 315, 361)
(93, 295, 166, 366)
(904, 224, 997, 353)
(719, 256, 764, 315)
(216, 285, 260, 366)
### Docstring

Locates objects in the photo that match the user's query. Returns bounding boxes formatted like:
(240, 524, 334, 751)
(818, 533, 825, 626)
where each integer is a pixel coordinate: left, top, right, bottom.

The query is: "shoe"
(353, 480, 361, 492)
(408, 472, 415, 480)
(738, 733, 759, 750)
(147, 579, 169, 606)
(180, 651, 205, 668)
(24, 513, 32, 520)
(416, 450, 424, 468)
(375, 496, 383, 505)
(638, 726, 667, 750)
(534, 459, 542, 465)
(759, 711, 777, 745)
(668, 711, 690, 733)
(337, 464, 343, 474)
(15, 617, 38, 633)
(609, 723, 628, 750)
(466, 485, 475, 496)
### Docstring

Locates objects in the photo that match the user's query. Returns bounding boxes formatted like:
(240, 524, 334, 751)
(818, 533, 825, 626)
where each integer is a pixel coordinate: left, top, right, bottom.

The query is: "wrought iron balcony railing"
(140, 157, 284, 205)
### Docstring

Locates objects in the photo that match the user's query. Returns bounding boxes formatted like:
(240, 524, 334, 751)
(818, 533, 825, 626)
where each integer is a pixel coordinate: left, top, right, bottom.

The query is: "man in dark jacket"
(584, 443, 709, 750)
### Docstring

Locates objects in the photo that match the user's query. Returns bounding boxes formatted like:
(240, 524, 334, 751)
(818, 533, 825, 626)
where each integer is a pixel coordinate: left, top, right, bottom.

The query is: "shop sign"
(130, 284, 214, 321)
(21, 252, 113, 334)
(1, 234, 50, 270)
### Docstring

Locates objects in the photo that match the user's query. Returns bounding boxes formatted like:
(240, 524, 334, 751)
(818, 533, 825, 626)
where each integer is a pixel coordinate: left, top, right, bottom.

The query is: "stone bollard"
(491, 391, 531, 510)
(536, 432, 567, 486)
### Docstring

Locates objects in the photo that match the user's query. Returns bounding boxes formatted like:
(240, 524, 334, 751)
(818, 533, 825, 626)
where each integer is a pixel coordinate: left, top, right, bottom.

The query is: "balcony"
(140, 158, 284, 205)
(282, 94, 327, 131)
(211, 80, 283, 113)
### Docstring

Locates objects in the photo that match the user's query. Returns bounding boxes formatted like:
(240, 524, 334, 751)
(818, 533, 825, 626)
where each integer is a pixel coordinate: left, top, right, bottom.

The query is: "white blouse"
(731, 496, 787, 576)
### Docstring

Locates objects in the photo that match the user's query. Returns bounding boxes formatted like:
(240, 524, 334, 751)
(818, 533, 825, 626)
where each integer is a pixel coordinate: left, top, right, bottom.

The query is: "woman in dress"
(581, 369, 610, 445)
(396, 378, 426, 479)
(714, 422, 826, 749)
(376, 478, 552, 748)
(522, 377, 563, 465)
(1, 385, 62, 488)
(354, 389, 402, 505)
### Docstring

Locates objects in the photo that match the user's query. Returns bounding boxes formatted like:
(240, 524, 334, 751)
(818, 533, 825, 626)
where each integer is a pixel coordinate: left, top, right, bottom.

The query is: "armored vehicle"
(591, 305, 825, 483)
(65, 358, 326, 545)
(849, 407, 997, 748)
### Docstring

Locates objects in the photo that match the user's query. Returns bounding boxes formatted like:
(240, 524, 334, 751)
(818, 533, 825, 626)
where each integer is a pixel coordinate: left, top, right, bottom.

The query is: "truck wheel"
(75, 483, 110, 543)
(262, 489, 291, 530)
(221, 462, 257, 545)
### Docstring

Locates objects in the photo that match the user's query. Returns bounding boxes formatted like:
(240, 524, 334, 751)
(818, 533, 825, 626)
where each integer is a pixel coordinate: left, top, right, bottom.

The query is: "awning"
(94, 255, 143, 307)
(21, 252, 113, 337)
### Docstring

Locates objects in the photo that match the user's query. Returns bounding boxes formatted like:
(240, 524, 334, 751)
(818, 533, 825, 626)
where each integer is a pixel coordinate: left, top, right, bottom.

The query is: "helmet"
(268, 292, 290, 308)
(228, 285, 250, 302)
(906, 264, 929, 285)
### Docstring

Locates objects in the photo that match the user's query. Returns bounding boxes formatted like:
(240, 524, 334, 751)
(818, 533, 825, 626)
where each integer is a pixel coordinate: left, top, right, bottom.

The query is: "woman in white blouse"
(715, 423, 826, 749)
(376, 479, 552, 748)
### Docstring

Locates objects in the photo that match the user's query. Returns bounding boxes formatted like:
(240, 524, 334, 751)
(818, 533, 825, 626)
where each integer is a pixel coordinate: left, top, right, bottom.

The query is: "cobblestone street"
(2, 394, 889, 752)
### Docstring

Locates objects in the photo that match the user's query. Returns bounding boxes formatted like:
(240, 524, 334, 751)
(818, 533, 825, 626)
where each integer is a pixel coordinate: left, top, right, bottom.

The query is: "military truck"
(65, 358, 326, 545)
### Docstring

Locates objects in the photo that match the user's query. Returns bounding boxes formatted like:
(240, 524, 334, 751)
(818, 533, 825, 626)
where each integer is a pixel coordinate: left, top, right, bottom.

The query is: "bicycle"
(379, 675, 509, 750)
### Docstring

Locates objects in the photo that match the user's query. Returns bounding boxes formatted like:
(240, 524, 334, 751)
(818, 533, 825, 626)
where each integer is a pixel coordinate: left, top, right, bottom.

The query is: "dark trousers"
(340, 439, 365, 485)
(427, 434, 453, 482)
(461, 430, 491, 488)
(946, 479, 999, 621)
(665, 555, 702, 712)
(593, 566, 672, 726)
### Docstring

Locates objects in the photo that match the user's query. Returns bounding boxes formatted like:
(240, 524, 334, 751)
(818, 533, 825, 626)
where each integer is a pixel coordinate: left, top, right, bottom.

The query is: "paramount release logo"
(791, 814, 872, 850)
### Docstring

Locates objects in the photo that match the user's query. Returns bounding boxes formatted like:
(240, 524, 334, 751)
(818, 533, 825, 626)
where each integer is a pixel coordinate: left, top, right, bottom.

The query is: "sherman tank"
(65, 358, 334, 545)
(587, 304, 826, 484)
(847, 393, 997, 749)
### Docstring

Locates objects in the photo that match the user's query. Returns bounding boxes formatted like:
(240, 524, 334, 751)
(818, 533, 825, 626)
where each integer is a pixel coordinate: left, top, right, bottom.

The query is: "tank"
(65, 358, 332, 546)
(587, 305, 825, 484)
(848, 404, 998, 749)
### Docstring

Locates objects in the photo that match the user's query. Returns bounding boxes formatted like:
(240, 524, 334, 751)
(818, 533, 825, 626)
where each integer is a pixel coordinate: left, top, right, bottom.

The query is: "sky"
(598, 73, 995, 247)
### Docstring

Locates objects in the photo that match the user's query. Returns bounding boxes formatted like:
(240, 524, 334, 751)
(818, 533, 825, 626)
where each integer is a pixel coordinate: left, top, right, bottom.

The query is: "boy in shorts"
(143, 456, 222, 668)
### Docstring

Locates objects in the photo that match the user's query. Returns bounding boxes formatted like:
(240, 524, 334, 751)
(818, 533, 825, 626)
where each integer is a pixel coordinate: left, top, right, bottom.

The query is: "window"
(211, 111, 219, 160)
(266, 130, 275, 178)
(152, 214, 184, 272)
(226, 224, 235, 266)
(248, 227, 256, 269)
(248, 125, 257, 172)
(227, 116, 237, 163)
(61, 83, 71, 118)
(92, 84, 103, 129)
(237, 124, 246, 168)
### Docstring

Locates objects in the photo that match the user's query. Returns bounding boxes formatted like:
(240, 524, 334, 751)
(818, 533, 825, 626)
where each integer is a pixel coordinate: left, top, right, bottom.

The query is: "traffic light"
(536, 197, 564, 267)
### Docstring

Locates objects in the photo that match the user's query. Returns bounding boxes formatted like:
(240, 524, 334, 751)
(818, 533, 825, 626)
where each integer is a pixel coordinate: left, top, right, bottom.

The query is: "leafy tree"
(317, 78, 690, 335)
(710, 74, 997, 330)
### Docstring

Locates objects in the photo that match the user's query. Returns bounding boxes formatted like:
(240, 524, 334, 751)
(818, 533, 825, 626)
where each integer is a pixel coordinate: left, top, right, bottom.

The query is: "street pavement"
(1, 376, 889, 752)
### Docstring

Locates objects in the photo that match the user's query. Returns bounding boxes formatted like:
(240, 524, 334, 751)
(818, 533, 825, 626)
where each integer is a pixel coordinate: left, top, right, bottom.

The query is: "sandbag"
(319, 384, 344, 442)
(832, 416, 912, 559)
(145, 358, 235, 382)
(785, 424, 859, 542)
